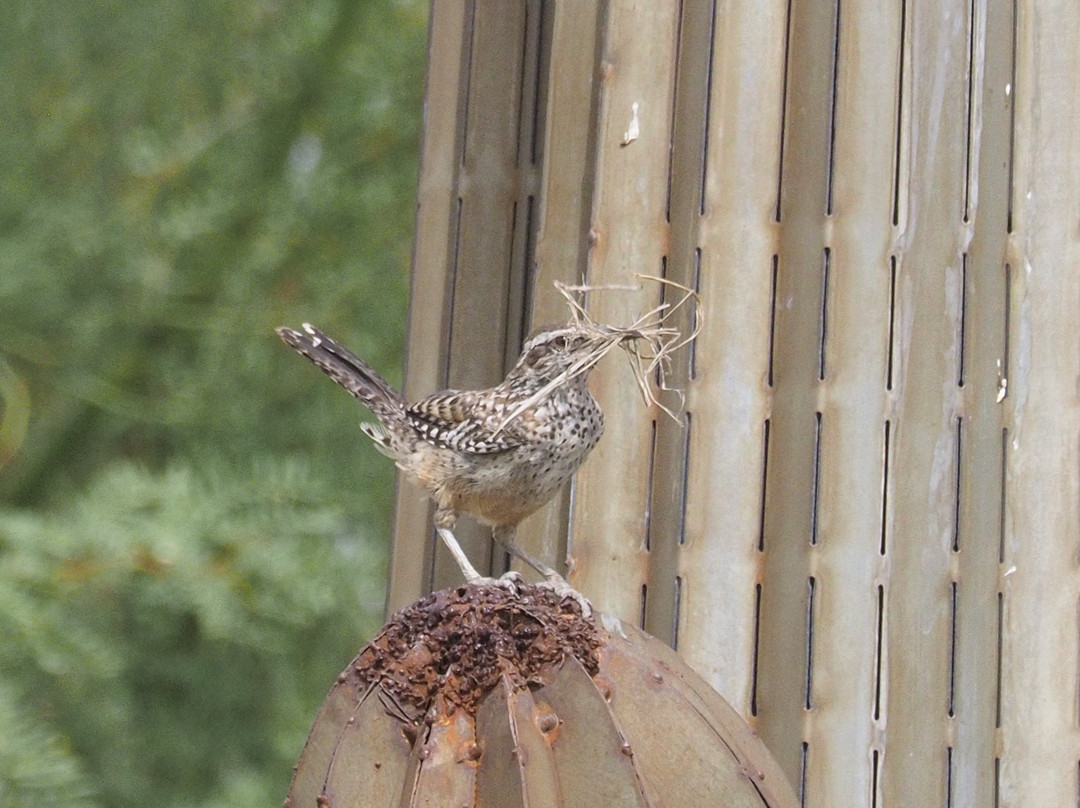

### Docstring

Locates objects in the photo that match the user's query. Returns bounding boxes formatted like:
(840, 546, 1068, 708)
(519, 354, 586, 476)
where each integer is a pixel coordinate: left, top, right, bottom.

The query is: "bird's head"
(513, 322, 634, 383)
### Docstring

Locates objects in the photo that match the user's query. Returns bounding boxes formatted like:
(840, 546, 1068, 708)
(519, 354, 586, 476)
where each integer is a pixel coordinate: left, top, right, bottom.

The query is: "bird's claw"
(498, 570, 525, 589)
(462, 569, 524, 594)
(536, 573, 593, 619)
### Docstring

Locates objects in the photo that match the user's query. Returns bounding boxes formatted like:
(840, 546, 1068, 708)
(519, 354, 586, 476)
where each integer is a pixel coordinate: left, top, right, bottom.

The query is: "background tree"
(0, 0, 426, 805)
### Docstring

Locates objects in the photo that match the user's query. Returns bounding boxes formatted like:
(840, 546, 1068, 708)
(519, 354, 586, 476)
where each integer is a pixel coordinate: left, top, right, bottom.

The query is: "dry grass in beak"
(556, 275, 702, 421)
(493, 277, 700, 433)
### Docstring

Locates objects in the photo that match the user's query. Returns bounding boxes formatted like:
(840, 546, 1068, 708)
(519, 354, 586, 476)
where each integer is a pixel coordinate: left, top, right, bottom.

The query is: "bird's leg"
(493, 526, 593, 617)
(434, 516, 519, 592)
(434, 526, 484, 584)
(492, 525, 558, 579)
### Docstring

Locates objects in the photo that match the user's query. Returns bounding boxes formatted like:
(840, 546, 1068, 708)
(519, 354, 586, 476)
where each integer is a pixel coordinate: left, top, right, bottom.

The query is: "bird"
(276, 321, 630, 598)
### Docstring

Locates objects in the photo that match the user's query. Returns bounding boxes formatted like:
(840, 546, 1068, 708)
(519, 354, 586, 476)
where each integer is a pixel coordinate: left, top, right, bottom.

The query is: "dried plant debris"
(349, 584, 602, 726)
(485, 276, 697, 433)
(552, 276, 700, 423)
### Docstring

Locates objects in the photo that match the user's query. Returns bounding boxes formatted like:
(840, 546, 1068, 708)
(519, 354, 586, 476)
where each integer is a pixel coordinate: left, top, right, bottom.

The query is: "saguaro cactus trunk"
(391, 2, 1080, 806)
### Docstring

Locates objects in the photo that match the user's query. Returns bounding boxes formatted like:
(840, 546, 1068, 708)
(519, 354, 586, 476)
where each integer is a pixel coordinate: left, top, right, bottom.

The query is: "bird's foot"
(466, 570, 526, 593)
(492, 530, 593, 617)
(535, 571, 593, 619)
(465, 574, 524, 593)
(497, 570, 526, 589)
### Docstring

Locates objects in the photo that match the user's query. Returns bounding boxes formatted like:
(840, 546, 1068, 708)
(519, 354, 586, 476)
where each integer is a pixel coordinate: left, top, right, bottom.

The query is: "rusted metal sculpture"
(285, 584, 797, 807)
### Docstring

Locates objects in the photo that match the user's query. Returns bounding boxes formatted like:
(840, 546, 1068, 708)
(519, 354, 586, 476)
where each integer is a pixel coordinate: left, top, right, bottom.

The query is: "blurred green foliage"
(0, 462, 386, 807)
(0, 0, 427, 804)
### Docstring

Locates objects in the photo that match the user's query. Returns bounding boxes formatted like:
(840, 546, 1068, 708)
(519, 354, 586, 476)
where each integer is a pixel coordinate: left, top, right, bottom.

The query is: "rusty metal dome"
(285, 584, 797, 807)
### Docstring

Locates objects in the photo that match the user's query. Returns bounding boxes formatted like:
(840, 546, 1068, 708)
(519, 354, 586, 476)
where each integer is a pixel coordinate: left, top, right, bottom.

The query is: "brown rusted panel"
(474, 678, 526, 808)
(623, 622, 797, 808)
(287, 585, 598, 806)
(473, 678, 567, 808)
(533, 655, 653, 808)
(320, 691, 413, 808)
(508, 683, 564, 808)
(289, 584, 798, 807)
(601, 619, 796, 807)
(285, 684, 372, 806)
(408, 709, 478, 808)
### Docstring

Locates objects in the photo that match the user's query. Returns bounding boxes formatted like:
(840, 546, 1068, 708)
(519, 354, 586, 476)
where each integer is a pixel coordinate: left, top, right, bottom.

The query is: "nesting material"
(496, 276, 700, 432)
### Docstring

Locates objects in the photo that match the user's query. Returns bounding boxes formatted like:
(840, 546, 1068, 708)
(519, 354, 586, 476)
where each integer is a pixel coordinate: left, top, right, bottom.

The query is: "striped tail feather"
(276, 323, 404, 421)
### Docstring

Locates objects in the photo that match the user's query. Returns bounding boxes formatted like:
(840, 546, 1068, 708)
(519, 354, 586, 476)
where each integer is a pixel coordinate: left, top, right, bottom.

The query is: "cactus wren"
(277, 322, 626, 590)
